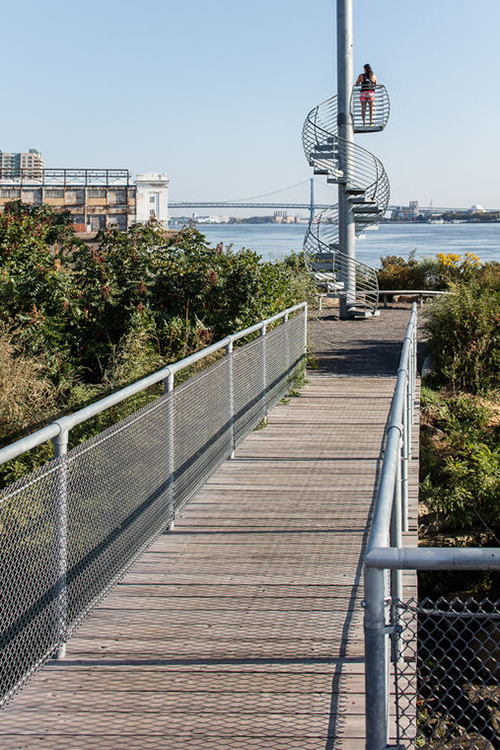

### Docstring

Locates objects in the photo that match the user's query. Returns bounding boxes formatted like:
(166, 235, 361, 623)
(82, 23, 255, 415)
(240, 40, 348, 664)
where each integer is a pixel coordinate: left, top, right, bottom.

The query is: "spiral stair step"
(326, 174, 347, 184)
(348, 196, 376, 204)
(313, 167, 341, 176)
(311, 143, 338, 154)
(311, 253, 336, 264)
(351, 204, 381, 214)
(345, 302, 381, 318)
(353, 214, 384, 224)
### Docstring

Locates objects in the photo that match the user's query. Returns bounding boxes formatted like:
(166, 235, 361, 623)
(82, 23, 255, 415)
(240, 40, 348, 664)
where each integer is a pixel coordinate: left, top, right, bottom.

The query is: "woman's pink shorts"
(360, 90, 375, 102)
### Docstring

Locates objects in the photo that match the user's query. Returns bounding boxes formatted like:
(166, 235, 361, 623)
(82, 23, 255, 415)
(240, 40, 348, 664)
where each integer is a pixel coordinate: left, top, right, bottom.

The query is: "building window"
(45, 189, 64, 198)
(0, 189, 21, 198)
(150, 196, 155, 203)
(150, 209, 156, 217)
(87, 188, 106, 198)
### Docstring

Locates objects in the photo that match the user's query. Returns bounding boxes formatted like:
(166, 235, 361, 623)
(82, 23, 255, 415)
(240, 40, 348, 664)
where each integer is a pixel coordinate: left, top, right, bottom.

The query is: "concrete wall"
(135, 173, 170, 227)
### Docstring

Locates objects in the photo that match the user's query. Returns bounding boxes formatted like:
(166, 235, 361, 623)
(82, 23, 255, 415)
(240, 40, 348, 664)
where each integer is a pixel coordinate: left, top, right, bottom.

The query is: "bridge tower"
(302, 0, 391, 318)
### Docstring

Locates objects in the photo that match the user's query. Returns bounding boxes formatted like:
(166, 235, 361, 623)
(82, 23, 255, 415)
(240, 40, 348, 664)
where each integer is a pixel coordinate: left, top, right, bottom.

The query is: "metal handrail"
(363, 304, 500, 750)
(0, 302, 307, 468)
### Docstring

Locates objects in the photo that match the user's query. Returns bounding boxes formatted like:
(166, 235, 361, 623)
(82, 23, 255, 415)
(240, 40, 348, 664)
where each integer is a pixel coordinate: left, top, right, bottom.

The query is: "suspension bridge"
(169, 180, 466, 215)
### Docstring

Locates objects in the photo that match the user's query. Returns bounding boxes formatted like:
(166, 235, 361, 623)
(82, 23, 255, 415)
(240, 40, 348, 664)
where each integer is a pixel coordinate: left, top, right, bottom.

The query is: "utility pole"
(336, 0, 356, 318)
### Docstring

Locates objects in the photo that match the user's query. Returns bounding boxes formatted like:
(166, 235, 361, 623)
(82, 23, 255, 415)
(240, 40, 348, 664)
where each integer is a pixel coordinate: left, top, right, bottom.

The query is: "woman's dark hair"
(364, 63, 373, 77)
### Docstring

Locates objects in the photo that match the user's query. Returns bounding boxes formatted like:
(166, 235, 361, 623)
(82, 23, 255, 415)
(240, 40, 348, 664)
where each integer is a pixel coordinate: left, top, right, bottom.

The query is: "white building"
(135, 173, 170, 227)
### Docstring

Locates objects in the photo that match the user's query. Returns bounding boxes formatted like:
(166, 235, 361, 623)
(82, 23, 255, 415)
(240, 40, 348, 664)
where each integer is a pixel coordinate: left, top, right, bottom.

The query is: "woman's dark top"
(361, 72, 375, 91)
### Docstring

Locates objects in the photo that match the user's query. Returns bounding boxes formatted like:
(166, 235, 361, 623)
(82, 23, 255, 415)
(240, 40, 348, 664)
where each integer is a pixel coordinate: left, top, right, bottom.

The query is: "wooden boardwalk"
(1, 372, 418, 749)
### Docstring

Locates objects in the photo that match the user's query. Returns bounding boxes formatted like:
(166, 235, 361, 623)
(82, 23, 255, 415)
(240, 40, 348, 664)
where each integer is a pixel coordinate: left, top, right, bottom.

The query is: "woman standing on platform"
(356, 63, 377, 126)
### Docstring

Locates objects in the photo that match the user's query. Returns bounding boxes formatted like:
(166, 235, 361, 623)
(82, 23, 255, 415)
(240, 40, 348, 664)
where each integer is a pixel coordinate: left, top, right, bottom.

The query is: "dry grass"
(0, 330, 57, 442)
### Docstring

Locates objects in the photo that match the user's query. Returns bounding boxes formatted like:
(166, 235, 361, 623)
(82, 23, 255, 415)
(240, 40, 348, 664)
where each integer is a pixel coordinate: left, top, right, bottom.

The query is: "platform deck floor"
(1, 373, 419, 750)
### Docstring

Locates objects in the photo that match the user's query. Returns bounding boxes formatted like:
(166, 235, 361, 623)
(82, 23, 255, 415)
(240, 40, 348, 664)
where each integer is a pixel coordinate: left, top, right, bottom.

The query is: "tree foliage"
(423, 280, 500, 393)
(0, 203, 315, 453)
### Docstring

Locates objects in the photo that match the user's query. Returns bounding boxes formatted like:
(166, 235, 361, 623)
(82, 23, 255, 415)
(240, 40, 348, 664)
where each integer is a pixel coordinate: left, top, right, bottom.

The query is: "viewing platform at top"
(351, 85, 391, 133)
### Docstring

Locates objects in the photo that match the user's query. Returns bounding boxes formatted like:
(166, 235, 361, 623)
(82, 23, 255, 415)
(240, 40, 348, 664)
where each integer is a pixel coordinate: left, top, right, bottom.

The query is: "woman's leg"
(361, 100, 367, 125)
(369, 98, 375, 126)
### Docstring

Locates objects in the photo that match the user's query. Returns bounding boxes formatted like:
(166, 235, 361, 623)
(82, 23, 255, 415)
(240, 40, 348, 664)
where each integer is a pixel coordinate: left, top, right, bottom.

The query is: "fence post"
(226, 338, 236, 458)
(261, 324, 268, 423)
(164, 370, 175, 529)
(303, 304, 308, 367)
(284, 312, 290, 387)
(52, 428, 69, 660)
(411, 308, 417, 425)
(364, 565, 389, 750)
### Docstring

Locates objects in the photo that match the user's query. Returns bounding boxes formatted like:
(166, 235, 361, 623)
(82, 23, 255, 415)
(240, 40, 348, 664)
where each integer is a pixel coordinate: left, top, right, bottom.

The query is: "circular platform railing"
(351, 84, 391, 133)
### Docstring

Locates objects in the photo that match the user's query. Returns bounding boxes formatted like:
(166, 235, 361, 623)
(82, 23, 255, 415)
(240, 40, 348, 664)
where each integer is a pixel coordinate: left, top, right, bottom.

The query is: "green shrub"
(423, 281, 500, 393)
(377, 251, 443, 290)
(377, 251, 487, 291)
(420, 390, 500, 532)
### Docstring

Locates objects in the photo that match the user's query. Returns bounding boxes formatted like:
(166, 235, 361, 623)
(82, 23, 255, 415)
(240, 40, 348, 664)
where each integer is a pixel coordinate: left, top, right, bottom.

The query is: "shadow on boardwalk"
(308, 302, 427, 376)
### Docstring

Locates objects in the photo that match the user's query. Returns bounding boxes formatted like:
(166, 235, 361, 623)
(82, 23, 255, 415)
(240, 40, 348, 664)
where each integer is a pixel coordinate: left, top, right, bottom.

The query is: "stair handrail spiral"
(302, 86, 391, 316)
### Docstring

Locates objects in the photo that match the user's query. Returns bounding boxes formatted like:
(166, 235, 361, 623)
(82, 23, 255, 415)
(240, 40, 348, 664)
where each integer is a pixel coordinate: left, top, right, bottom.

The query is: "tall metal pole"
(337, 0, 356, 318)
(309, 177, 315, 223)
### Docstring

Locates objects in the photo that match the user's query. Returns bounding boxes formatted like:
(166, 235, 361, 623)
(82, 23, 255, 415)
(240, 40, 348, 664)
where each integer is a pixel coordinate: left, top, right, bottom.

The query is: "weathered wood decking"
(1, 371, 419, 749)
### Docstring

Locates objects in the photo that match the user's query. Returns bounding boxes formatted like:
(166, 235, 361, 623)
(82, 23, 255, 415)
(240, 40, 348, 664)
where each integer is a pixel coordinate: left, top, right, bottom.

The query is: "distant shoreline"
(170, 218, 500, 227)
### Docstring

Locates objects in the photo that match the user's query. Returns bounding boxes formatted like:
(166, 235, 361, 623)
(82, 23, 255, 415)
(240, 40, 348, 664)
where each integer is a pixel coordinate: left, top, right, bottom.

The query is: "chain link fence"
(394, 596, 500, 749)
(0, 308, 306, 709)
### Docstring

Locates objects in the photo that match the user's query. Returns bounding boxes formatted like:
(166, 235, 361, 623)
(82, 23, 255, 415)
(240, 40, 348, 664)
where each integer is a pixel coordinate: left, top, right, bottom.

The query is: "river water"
(192, 222, 500, 267)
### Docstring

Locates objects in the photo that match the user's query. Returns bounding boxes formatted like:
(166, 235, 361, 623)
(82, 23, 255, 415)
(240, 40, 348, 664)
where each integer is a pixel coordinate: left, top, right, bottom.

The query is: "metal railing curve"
(0, 303, 307, 710)
(363, 303, 500, 749)
(302, 86, 391, 315)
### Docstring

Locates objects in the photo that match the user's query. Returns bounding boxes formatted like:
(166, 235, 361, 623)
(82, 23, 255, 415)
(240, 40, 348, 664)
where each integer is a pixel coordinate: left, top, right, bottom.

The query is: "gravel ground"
(307, 299, 428, 376)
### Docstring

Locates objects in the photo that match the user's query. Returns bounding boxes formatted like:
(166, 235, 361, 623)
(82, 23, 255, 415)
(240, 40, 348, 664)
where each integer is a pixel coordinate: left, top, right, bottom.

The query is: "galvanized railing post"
(284, 312, 290, 386)
(226, 338, 236, 458)
(52, 428, 69, 660)
(261, 323, 268, 424)
(411, 307, 417, 425)
(365, 565, 390, 750)
(303, 305, 308, 362)
(164, 370, 175, 529)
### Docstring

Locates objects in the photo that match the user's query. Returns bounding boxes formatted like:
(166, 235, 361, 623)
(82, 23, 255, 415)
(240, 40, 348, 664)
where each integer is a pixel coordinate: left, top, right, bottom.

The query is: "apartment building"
(0, 149, 44, 179)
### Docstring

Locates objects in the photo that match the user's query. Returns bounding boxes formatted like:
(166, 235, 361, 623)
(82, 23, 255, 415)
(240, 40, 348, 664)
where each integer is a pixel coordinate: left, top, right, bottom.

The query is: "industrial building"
(0, 160, 169, 231)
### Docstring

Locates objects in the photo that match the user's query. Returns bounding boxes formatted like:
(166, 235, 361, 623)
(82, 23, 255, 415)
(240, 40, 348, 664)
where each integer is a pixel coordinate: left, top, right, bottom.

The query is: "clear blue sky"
(3, 0, 500, 208)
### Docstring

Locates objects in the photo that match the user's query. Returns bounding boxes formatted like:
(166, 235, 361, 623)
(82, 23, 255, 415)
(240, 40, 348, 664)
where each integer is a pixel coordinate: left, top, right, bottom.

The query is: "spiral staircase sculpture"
(302, 84, 391, 317)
